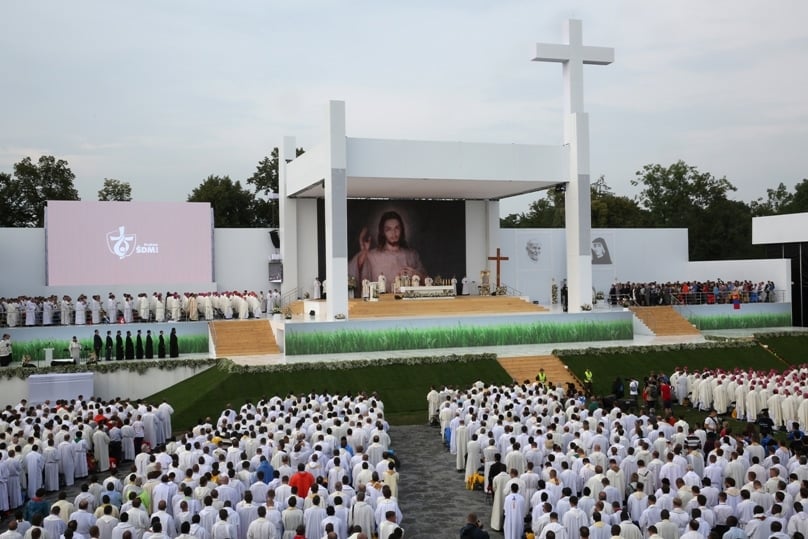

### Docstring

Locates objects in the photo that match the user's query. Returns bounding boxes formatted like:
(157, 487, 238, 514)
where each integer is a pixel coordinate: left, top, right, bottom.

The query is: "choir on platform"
(0, 290, 281, 328)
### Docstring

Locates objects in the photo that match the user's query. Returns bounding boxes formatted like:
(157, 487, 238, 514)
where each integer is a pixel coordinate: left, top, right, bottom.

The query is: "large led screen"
(340, 200, 466, 296)
(46, 201, 213, 286)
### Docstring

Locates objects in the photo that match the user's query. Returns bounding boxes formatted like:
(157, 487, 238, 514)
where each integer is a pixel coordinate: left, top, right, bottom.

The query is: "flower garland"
(0, 358, 218, 380)
(216, 353, 497, 374)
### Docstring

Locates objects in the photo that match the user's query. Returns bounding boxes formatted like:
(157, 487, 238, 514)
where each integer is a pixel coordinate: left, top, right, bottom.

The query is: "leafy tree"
(785, 179, 808, 214)
(97, 178, 133, 201)
(187, 175, 257, 227)
(590, 176, 650, 228)
(631, 161, 737, 228)
(246, 147, 305, 227)
(0, 171, 31, 227)
(1, 155, 80, 227)
(501, 177, 649, 228)
(500, 188, 566, 228)
(631, 161, 746, 260)
(690, 198, 761, 260)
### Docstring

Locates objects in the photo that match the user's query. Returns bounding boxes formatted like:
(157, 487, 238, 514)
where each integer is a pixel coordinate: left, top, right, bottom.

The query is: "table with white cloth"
(399, 285, 456, 300)
(28, 372, 94, 403)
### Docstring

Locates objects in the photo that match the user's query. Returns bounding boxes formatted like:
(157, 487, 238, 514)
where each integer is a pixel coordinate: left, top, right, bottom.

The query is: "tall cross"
(487, 248, 509, 288)
(532, 19, 614, 115)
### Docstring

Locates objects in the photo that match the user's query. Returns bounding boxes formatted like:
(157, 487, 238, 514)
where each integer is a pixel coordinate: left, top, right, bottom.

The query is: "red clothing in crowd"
(289, 470, 315, 498)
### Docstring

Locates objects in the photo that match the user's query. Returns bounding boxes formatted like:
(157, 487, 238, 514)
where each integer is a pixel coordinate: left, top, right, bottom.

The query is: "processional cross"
(487, 248, 509, 289)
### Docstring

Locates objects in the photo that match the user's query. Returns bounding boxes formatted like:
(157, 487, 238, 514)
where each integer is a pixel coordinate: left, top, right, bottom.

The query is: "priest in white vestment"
(503, 484, 525, 539)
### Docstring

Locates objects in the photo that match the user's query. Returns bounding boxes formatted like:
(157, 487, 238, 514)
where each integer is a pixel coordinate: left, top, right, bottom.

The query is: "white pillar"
(564, 113, 593, 312)
(533, 19, 612, 313)
(279, 136, 298, 300)
(324, 101, 349, 320)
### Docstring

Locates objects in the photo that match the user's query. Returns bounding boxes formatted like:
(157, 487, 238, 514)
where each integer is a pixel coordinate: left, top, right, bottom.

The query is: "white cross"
(532, 19, 614, 116)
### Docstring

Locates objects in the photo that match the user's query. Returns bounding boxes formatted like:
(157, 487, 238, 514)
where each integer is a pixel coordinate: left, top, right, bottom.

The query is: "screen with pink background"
(46, 201, 213, 286)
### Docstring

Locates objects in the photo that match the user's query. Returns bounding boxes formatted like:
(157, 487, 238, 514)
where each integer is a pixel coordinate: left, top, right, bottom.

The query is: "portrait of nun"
(591, 237, 612, 265)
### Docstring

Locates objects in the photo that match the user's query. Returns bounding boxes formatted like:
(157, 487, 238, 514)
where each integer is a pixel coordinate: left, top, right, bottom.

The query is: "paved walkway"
(395, 424, 501, 539)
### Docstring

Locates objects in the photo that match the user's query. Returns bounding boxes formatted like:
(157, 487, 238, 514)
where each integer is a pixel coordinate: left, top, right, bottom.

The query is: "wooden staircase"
(630, 306, 702, 336)
(210, 320, 280, 357)
(497, 355, 582, 391)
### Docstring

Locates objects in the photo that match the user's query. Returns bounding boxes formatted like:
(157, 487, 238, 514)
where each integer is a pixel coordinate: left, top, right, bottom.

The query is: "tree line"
(0, 148, 304, 229)
(2, 154, 805, 260)
(501, 161, 808, 261)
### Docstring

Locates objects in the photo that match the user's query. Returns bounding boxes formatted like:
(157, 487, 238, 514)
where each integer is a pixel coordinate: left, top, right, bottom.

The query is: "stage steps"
(630, 306, 702, 336)
(497, 355, 583, 391)
(347, 294, 548, 319)
(210, 319, 280, 357)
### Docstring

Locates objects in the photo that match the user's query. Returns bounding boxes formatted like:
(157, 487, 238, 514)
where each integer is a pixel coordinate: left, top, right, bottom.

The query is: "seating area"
(608, 279, 780, 307)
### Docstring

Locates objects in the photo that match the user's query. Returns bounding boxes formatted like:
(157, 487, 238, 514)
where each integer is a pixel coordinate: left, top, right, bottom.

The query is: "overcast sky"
(2, 1, 806, 217)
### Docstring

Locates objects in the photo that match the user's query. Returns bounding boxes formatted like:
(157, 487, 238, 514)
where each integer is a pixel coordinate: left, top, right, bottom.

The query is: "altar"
(399, 285, 456, 300)
(28, 372, 94, 404)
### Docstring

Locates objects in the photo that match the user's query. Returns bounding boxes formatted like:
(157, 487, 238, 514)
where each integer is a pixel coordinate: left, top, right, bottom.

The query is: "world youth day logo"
(107, 226, 136, 259)
(106, 226, 159, 260)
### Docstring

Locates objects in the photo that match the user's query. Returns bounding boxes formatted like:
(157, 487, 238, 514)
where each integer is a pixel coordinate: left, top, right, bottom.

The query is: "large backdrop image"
(318, 199, 466, 296)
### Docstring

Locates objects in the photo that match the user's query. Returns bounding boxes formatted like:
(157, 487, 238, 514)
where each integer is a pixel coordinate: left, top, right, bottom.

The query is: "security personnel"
(584, 368, 594, 395)
(536, 368, 547, 386)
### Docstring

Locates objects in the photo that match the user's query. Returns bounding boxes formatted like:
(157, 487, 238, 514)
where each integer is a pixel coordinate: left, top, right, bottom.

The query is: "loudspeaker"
(269, 230, 280, 248)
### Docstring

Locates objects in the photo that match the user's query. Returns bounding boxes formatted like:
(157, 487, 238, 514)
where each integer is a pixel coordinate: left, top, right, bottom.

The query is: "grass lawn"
(147, 335, 808, 434)
(147, 356, 512, 432)
(561, 344, 790, 398)
(757, 334, 808, 364)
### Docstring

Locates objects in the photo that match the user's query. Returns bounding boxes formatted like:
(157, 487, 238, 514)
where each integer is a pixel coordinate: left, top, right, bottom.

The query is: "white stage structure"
(280, 20, 612, 318)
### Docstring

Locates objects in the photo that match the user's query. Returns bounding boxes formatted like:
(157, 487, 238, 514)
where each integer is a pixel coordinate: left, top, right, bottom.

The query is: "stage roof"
(286, 137, 568, 201)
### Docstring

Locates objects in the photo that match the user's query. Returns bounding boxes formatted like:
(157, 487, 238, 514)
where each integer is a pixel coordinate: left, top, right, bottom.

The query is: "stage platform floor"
(291, 293, 549, 319)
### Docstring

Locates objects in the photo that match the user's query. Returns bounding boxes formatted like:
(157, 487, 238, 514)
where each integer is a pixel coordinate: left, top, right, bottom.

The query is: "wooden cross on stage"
(487, 248, 509, 288)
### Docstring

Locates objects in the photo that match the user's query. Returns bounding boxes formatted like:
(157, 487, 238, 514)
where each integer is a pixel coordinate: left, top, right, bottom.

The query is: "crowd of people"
(608, 280, 779, 307)
(0, 396, 175, 514)
(0, 290, 280, 328)
(435, 372, 808, 539)
(5, 392, 402, 539)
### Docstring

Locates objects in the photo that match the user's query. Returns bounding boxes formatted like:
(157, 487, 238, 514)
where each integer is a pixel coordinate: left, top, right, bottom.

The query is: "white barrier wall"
(753, 212, 808, 244)
(499, 228, 689, 304)
(499, 228, 791, 305)
(2, 362, 215, 406)
(213, 228, 276, 291)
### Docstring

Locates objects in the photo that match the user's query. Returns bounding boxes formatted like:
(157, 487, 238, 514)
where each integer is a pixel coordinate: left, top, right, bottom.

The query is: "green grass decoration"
(285, 320, 632, 355)
(147, 354, 511, 431)
(9, 335, 209, 362)
(686, 312, 792, 330)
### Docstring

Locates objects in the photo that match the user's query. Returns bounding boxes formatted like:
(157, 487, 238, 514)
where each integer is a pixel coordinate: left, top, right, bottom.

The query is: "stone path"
(395, 424, 502, 539)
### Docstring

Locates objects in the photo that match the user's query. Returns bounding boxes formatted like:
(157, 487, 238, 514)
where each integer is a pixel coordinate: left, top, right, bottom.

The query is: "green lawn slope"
(147, 335, 808, 434)
(561, 342, 791, 397)
(147, 355, 512, 432)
